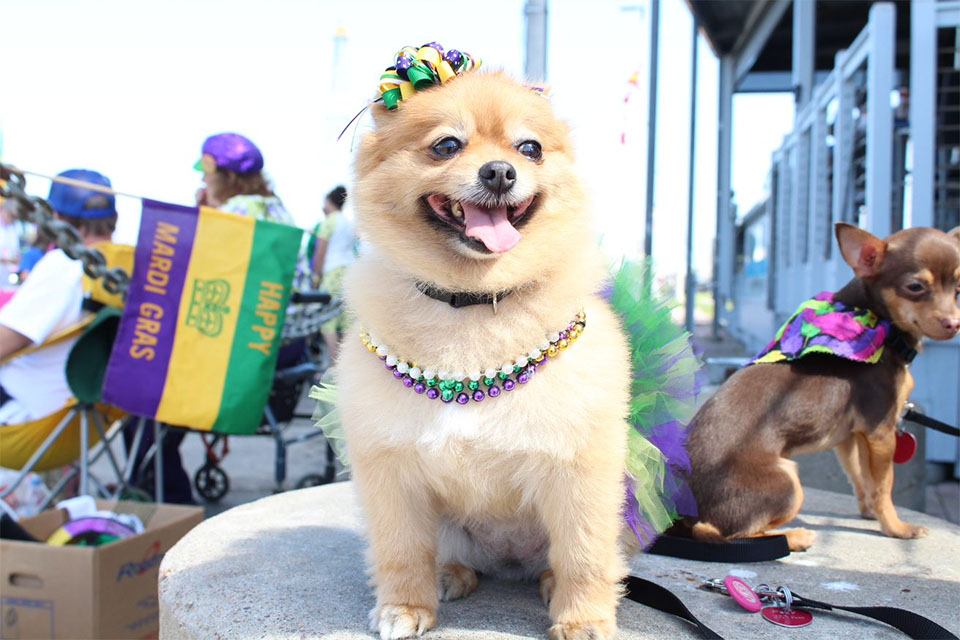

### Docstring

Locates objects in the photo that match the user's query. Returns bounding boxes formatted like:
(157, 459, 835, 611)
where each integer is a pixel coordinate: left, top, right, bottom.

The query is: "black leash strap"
(647, 534, 791, 563)
(903, 409, 960, 438)
(624, 575, 724, 639)
(792, 593, 958, 640)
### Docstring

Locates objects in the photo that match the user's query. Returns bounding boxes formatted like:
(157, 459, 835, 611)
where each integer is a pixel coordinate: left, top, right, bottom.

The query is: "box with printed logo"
(1, 500, 202, 639)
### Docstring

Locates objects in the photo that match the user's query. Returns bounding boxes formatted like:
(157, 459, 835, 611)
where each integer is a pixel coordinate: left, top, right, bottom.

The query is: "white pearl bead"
(454, 371, 466, 381)
(529, 349, 541, 359)
(385, 355, 398, 366)
(539, 341, 550, 351)
(396, 361, 409, 373)
(548, 332, 560, 343)
(484, 368, 498, 379)
(501, 363, 513, 375)
(438, 371, 451, 381)
(515, 357, 528, 369)
(409, 367, 422, 379)
(376, 345, 389, 357)
(469, 371, 481, 381)
(423, 370, 436, 380)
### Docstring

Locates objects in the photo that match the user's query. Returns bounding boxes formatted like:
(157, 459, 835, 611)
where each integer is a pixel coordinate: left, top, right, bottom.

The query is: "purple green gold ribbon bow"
(378, 42, 482, 110)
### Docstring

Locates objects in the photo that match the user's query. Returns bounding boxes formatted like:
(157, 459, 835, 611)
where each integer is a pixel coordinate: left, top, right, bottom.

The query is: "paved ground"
(159, 482, 960, 640)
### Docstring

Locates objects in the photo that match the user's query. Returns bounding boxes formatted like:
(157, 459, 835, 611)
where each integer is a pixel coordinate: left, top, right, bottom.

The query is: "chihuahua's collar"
(885, 325, 918, 364)
(416, 282, 512, 310)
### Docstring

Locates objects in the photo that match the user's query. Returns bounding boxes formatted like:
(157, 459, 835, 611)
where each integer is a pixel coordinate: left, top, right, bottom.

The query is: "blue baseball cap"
(48, 169, 117, 219)
(194, 132, 264, 175)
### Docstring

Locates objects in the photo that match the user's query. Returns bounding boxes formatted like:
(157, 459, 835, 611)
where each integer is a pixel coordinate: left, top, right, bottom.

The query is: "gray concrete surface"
(158, 482, 960, 639)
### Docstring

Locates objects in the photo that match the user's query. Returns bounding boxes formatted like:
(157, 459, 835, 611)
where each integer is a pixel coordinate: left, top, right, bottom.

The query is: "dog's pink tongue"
(462, 202, 521, 254)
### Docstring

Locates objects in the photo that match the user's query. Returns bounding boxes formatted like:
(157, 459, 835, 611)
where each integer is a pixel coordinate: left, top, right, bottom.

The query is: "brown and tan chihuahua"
(687, 223, 960, 551)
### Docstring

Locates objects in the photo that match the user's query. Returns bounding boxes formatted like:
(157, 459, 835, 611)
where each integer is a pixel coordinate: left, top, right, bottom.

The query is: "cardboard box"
(1, 500, 202, 639)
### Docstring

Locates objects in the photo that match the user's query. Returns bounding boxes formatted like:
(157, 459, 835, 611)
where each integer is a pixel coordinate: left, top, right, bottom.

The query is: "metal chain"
(0, 164, 129, 298)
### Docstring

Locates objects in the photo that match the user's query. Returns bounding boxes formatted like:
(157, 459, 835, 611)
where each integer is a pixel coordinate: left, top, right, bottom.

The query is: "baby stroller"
(192, 290, 342, 502)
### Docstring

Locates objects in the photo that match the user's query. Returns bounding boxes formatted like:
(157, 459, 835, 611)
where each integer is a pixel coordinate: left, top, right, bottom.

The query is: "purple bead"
(393, 368, 404, 379)
(426, 387, 440, 399)
(456, 393, 470, 405)
(503, 379, 516, 391)
(444, 49, 462, 66)
(472, 389, 485, 402)
(525, 366, 536, 378)
(425, 41, 444, 54)
(517, 372, 530, 384)
(488, 385, 501, 397)
(414, 382, 427, 394)
(559, 330, 569, 340)
(402, 375, 415, 387)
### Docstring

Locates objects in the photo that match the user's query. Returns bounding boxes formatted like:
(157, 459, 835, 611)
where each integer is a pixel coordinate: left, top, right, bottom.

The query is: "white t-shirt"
(0, 249, 84, 424)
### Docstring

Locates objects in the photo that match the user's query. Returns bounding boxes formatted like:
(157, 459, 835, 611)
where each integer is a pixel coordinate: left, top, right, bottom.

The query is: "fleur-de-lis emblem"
(186, 279, 231, 337)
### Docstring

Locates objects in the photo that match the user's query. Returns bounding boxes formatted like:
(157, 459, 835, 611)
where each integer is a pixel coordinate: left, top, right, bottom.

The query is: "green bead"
(483, 377, 496, 386)
(426, 379, 437, 387)
(439, 380, 452, 390)
(467, 380, 479, 391)
(441, 389, 454, 401)
(454, 382, 464, 393)
(513, 365, 521, 374)
(498, 372, 509, 380)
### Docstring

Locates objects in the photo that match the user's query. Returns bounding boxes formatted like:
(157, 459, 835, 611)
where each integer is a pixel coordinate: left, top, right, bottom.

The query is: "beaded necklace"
(360, 310, 586, 405)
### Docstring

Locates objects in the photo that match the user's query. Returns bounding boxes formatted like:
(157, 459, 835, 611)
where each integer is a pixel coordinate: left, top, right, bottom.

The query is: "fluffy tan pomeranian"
(336, 71, 637, 639)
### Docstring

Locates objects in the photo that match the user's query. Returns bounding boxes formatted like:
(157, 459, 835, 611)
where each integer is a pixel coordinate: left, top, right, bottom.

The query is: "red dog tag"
(762, 606, 814, 628)
(894, 431, 917, 464)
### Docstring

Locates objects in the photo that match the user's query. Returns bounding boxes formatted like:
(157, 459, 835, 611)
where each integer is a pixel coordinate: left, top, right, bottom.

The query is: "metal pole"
(524, 0, 548, 82)
(684, 20, 699, 333)
(643, 0, 660, 258)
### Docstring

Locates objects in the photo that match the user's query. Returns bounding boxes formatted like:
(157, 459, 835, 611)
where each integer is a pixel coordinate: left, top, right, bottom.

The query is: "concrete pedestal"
(159, 482, 959, 639)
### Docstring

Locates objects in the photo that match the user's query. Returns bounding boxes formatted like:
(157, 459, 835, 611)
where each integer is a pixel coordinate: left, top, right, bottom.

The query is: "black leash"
(790, 592, 958, 640)
(415, 281, 511, 308)
(624, 575, 958, 640)
(903, 408, 960, 438)
(647, 533, 790, 563)
(624, 575, 723, 639)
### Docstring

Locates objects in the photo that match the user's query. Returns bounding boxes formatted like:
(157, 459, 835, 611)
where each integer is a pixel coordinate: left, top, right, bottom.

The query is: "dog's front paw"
(883, 523, 929, 539)
(371, 604, 436, 639)
(549, 619, 618, 640)
(437, 563, 478, 601)
(784, 528, 817, 552)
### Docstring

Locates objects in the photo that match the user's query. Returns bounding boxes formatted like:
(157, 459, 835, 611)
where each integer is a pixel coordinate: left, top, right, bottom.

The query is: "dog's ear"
(836, 222, 887, 279)
(947, 226, 960, 247)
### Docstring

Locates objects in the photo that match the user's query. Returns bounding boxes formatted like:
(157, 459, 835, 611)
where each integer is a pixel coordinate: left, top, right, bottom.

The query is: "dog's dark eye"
(517, 140, 542, 161)
(905, 282, 926, 294)
(431, 137, 462, 158)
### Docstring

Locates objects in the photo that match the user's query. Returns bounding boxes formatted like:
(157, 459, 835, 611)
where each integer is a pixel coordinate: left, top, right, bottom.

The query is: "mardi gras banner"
(103, 200, 302, 433)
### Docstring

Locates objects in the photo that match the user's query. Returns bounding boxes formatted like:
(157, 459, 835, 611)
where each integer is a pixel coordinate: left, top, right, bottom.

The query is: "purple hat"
(194, 132, 264, 175)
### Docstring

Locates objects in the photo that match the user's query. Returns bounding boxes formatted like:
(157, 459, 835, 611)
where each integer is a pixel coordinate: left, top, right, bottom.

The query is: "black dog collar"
(885, 325, 918, 364)
(416, 282, 511, 309)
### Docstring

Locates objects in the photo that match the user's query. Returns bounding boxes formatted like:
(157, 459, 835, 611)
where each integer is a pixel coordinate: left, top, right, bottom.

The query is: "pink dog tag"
(894, 430, 917, 464)
(762, 606, 814, 628)
(724, 576, 762, 613)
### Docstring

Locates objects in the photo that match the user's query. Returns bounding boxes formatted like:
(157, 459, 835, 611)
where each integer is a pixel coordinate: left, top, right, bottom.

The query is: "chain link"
(0, 164, 129, 299)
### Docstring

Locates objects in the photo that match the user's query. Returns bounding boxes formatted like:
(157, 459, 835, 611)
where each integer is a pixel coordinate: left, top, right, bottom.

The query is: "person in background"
(0, 170, 116, 424)
(194, 132, 295, 226)
(307, 186, 355, 361)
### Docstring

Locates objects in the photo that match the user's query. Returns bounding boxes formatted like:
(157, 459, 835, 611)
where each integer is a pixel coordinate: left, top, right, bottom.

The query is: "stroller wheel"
(295, 467, 335, 489)
(194, 464, 230, 503)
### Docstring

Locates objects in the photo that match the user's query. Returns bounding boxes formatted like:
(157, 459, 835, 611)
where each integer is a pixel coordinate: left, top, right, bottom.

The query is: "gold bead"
(547, 345, 559, 357)
(569, 329, 579, 340)
(366, 343, 376, 352)
(558, 339, 569, 350)
(535, 355, 545, 363)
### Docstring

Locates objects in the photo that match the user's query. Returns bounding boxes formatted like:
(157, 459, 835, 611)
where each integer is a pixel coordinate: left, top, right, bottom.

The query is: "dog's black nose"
(478, 161, 516, 195)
